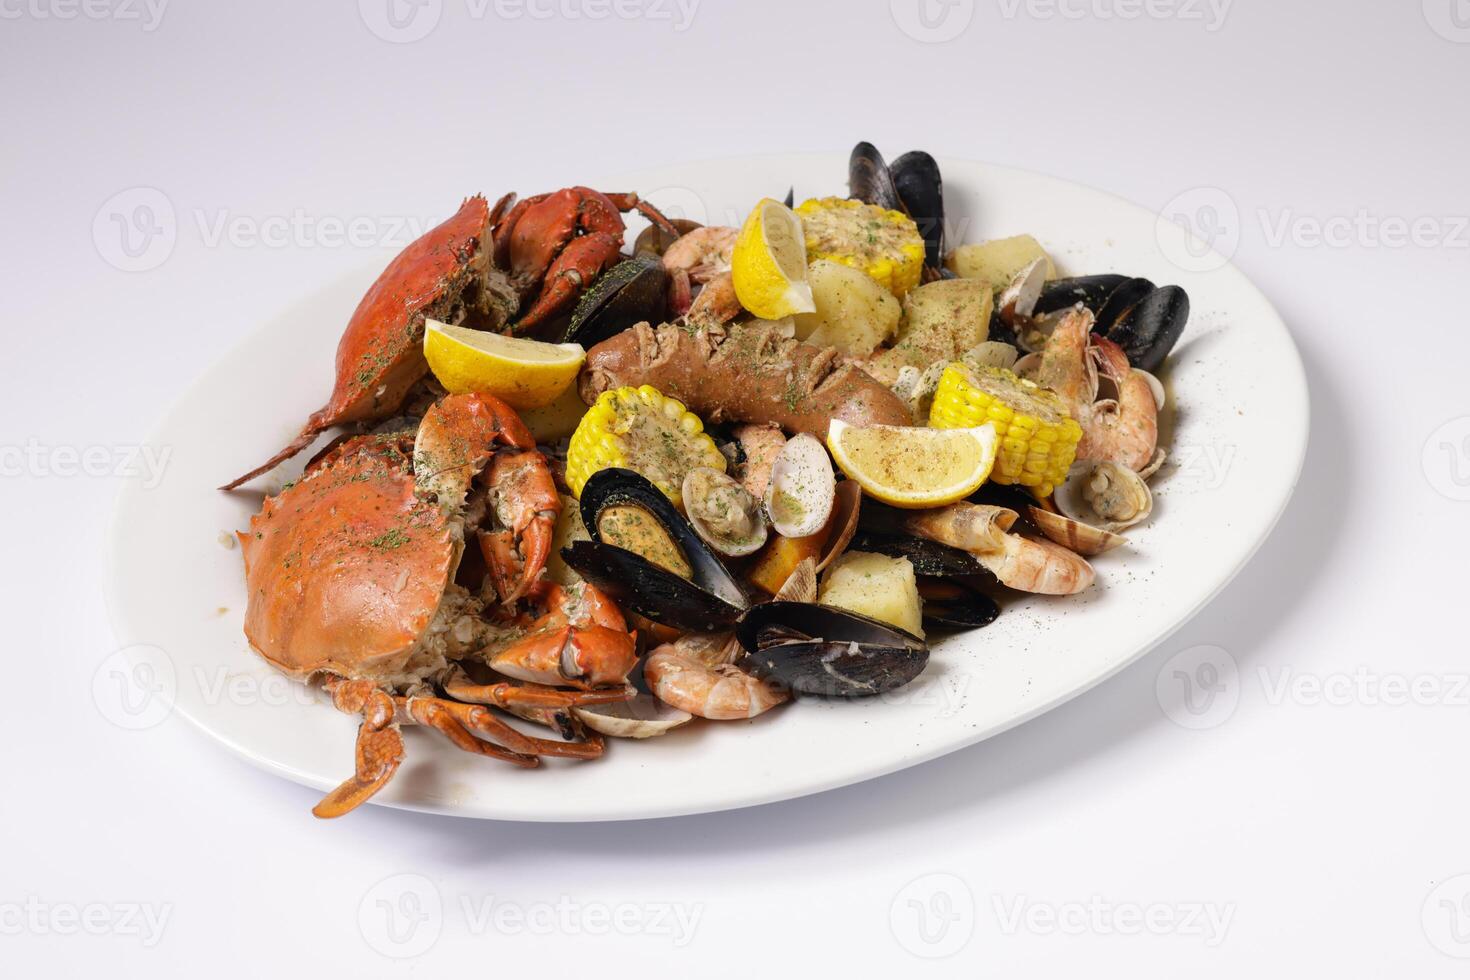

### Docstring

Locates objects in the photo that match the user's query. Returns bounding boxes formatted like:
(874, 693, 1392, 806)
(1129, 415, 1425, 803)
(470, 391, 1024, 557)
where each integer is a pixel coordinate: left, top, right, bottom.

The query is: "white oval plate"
(105, 154, 1307, 821)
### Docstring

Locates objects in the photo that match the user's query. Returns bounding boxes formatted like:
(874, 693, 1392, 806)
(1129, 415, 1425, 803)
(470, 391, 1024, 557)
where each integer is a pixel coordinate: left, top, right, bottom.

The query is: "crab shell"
(223, 194, 517, 489)
(238, 439, 457, 684)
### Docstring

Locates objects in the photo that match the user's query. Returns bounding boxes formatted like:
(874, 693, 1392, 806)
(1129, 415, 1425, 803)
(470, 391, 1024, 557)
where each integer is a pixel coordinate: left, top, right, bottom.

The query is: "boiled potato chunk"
(946, 235, 1056, 289)
(819, 551, 924, 638)
(792, 259, 901, 357)
(544, 494, 589, 587)
(866, 278, 992, 384)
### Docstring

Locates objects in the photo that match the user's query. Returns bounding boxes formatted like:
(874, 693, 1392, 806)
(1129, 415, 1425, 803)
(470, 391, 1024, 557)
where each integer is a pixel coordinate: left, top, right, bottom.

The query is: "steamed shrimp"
(1039, 307, 1158, 472)
(644, 632, 788, 720)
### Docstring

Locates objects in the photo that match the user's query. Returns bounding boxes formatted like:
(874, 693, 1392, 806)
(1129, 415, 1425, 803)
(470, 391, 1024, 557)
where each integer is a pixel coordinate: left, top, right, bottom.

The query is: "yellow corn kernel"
(565, 385, 725, 507)
(795, 197, 926, 298)
(929, 364, 1081, 498)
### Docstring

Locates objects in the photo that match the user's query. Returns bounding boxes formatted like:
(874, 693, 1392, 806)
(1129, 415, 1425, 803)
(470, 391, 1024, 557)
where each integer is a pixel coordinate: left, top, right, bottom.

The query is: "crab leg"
(313, 678, 407, 819)
(429, 700, 607, 760)
(398, 698, 540, 767)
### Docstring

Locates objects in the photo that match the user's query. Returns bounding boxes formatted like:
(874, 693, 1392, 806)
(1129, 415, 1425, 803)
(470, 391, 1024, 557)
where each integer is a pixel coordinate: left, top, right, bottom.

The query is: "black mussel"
(891, 150, 945, 272)
(782, 186, 794, 209)
(735, 602, 928, 697)
(1091, 277, 1156, 335)
(564, 255, 668, 347)
(1033, 274, 1130, 317)
(887, 150, 946, 271)
(987, 308, 1020, 349)
(849, 527, 990, 579)
(562, 541, 746, 633)
(1104, 283, 1189, 373)
(917, 577, 999, 631)
(848, 141, 903, 212)
(566, 468, 751, 631)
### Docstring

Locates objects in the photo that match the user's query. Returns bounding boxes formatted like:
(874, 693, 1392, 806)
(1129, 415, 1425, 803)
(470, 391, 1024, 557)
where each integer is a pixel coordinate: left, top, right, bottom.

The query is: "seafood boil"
(224, 143, 1189, 816)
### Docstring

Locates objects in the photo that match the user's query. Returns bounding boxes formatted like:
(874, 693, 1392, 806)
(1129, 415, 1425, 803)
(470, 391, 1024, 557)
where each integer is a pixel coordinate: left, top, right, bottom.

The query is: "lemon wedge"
(423, 320, 584, 410)
(826, 419, 998, 508)
(731, 198, 816, 319)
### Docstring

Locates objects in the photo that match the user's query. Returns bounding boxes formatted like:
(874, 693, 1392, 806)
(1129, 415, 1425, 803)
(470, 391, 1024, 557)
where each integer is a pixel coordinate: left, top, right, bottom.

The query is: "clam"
(682, 466, 767, 557)
(1056, 460, 1153, 531)
(1029, 460, 1154, 556)
(997, 257, 1048, 329)
(564, 255, 669, 347)
(763, 433, 836, 539)
(817, 480, 862, 572)
(562, 468, 751, 632)
(572, 694, 693, 739)
(633, 217, 702, 259)
(735, 602, 929, 697)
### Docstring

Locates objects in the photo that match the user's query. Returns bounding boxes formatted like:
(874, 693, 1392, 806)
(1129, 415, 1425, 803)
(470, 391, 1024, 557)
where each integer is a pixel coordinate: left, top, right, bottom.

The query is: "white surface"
(5, 1, 1468, 975)
(105, 153, 1307, 821)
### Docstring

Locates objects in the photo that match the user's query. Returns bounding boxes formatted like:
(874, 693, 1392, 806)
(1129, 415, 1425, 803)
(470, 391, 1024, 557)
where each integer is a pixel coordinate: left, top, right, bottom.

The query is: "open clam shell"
(1053, 460, 1154, 533)
(572, 694, 693, 739)
(1028, 506, 1127, 556)
(682, 467, 768, 558)
(735, 601, 929, 697)
(764, 433, 836, 539)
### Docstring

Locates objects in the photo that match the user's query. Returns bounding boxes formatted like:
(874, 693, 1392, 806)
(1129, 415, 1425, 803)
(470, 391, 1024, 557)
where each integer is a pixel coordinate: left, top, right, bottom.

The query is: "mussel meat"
(735, 602, 929, 697)
(563, 468, 751, 631)
(564, 255, 669, 347)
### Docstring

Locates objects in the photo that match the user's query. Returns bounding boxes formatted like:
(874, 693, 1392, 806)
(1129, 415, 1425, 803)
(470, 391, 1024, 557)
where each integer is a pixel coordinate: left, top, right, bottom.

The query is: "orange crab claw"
(515, 232, 624, 329)
(480, 448, 560, 602)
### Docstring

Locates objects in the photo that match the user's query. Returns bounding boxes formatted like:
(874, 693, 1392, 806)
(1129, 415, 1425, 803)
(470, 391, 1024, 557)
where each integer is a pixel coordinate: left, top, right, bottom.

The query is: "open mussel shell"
(849, 527, 990, 579)
(917, 577, 1000, 631)
(735, 602, 928, 697)
(891, 150, 944, 271)
(564, 255, 669, 347)
(848, 141, 903, 212)
(1034, 274, 1130, 317)
(566, 468, 751, 631)
(1104, 284, 1189, 373)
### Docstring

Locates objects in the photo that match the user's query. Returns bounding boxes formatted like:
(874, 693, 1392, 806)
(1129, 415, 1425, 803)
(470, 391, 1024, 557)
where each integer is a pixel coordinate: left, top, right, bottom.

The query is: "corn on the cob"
(928, 363, 1081, 498)
(566, 385, 725, 507)
(795, 197, 925, 298)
